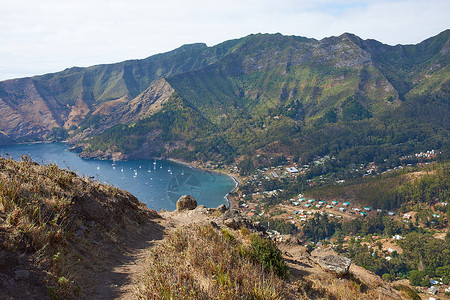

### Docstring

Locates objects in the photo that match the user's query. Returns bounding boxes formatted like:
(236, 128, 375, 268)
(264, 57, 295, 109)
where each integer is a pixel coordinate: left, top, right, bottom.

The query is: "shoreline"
(167, 158, 240, 209)
(3, 142, 240, 210)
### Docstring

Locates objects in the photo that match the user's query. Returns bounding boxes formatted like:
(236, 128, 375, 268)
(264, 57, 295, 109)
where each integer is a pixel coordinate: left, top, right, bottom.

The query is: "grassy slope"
(0, 155, 160, 298)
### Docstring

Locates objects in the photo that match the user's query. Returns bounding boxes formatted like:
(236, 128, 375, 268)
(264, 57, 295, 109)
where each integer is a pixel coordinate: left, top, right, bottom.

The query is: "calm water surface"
(1, 143, 236, 211)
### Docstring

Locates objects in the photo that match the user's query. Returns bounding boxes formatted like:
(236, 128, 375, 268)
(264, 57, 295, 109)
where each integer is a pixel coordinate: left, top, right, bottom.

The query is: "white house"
(286, 167, 299, 173)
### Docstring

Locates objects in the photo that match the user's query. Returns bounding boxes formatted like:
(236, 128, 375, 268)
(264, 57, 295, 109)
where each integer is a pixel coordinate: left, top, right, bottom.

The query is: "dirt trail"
(93, 207, 225, 299)
(90, 206, 407, 300)
(85, 219, 167, 299)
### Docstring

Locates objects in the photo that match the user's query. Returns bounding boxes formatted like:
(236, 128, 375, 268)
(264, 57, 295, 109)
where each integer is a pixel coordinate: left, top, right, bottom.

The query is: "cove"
(1, 142, 236, 211)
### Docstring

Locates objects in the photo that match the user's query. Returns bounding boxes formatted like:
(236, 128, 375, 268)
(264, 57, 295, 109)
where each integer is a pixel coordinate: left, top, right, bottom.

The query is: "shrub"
(409, 270, 427, 286)
(138, 224, 288, 299)
(382, 273, 392, 282)
(250, 234, 288, 278)
(393, 284, 421, 300)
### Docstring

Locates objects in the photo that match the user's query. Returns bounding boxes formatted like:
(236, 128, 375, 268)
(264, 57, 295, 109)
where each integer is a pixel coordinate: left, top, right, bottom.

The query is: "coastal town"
(192, 149, 450, 298)
(193, 150, 442, 232)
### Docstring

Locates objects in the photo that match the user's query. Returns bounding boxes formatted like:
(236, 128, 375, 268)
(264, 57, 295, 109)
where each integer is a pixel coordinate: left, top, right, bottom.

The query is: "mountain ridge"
(0, 30, 448, 165)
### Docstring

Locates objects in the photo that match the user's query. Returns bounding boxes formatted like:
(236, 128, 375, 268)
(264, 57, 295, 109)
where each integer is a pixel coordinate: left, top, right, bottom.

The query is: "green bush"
(393, 285, 421, 300)
(382, 273, 392, 282)
(409, 270, 427, 286)
(250, 234, 288, 278)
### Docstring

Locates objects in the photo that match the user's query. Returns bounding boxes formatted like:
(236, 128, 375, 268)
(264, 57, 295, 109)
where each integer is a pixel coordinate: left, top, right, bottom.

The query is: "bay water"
(1, 143, 236, 211)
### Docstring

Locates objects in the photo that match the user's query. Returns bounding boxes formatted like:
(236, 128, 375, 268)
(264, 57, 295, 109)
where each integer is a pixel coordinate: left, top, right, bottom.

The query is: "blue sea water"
(1, 143, 236, 211)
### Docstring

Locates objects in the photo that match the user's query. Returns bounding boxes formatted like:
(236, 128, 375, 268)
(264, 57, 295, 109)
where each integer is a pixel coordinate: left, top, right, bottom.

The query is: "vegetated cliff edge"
(0, 157, 414, 299)
(0, 31, 448, 164)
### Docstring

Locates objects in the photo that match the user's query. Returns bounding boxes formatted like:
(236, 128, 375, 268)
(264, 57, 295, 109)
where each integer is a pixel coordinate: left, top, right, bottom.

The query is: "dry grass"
(137, 224, 289, 299)
(0, 155, 80, 297)
(0, 155, 156, 299)
(0, 156, 75, 249)
(290, 272, 398, 300)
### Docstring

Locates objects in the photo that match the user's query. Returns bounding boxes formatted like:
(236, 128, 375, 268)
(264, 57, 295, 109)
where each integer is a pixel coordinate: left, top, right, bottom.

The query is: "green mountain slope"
(0, 31, 448, 166)
(0, 42, 239, 141)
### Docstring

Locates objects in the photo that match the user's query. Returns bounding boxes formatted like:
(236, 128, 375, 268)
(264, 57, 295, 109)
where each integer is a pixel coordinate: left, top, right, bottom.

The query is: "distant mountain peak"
(167, 42, 208, 54)
(0, 30, 448, 162)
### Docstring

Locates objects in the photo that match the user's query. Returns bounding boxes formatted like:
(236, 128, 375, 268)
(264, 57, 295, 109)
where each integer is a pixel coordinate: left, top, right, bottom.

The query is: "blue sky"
(0, 0, 448, 80)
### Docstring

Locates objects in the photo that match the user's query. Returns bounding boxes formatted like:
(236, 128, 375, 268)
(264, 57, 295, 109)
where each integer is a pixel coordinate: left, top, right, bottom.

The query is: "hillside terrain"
(0, 30, 448, 167)
(0, 155, 162, 298)
(0, 30, 448, 299)
(232, 159, 449, 299)
(0, 156, 418, 299)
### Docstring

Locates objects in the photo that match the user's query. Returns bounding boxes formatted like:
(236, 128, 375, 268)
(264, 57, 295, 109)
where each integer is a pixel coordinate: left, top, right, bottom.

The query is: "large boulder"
(176, 195, 197, 211)
(318, 255, 352, 275)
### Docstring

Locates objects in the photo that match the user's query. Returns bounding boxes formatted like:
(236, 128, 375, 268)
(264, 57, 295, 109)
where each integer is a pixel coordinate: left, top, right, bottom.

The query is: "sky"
(0, 0, 449, 81)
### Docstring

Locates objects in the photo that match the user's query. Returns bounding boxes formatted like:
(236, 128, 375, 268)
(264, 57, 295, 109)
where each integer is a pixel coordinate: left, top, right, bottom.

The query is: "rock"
(252, 222, 266, 233)
(210, 221, 220, 229)
(217, 209, 246, 230)
(279, 235, 301, 246)
(223, 218, 241, 230)
(176, 195, 197, 211)
(214, 209, 267, 233)
(216, 204, 227, 213)
(194, 205, 208, 214)
(318, 255, 351, 275)
(14, 270, 30, 280)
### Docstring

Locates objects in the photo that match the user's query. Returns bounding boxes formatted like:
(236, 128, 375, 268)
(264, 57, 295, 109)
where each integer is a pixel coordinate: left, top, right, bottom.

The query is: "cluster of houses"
(246, 155, 336, 181)
(400, 149, 440, 160)
(417, 284, 450, 299)
(288, 194, 396, 219)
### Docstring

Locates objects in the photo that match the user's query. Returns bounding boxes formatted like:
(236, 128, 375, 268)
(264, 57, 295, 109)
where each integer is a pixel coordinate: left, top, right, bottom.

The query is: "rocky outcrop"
(176, 195, 197, 211)
(166, 197, 267, 235)
(215, 208, 266, 232)
(216, 204, 227, 213)
(88, 79, 175, 130)
(318, 254, 352, 275)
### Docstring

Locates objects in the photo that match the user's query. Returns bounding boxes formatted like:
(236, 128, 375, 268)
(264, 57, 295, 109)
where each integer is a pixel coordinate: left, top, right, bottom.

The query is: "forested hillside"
(0, 30, 448, 167)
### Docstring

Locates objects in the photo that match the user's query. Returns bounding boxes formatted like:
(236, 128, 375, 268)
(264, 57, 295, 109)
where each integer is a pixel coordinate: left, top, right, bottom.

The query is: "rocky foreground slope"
(0, 157, 414, 299)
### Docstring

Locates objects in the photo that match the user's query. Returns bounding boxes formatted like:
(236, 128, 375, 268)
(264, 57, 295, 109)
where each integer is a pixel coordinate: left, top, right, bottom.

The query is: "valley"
(0, 29, 449, 299)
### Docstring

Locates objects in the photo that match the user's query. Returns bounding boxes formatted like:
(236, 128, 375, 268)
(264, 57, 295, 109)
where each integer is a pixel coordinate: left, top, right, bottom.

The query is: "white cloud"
(0, 0, 448, 80)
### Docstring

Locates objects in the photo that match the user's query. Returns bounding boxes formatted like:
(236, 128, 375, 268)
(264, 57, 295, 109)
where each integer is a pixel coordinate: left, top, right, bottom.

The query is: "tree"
(382, 273, 392, 282)
(409, 270, 426, 286)
(238, 157, 255, 176)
